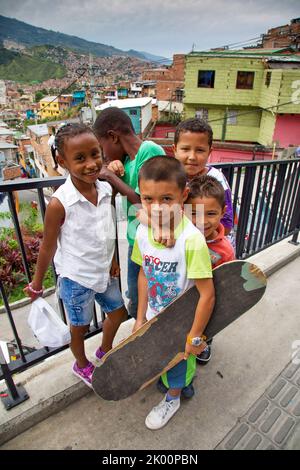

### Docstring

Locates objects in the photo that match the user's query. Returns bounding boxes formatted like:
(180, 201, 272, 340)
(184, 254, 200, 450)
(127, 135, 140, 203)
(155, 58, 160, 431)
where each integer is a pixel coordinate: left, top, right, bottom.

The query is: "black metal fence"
(215, 159, 300, 258)
(0, 158, 300, 408)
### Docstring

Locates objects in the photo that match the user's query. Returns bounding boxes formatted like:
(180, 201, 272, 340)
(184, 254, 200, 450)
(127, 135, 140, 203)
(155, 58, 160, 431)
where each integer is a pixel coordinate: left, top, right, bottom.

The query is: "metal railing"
(0, 158, 300, 408)
(214, 159, 300, 258)
(0, 176, 106, 409)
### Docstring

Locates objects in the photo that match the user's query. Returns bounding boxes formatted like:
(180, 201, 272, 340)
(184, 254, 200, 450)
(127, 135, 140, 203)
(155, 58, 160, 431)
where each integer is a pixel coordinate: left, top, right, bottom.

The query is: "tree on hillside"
(35, 91, 44, 102)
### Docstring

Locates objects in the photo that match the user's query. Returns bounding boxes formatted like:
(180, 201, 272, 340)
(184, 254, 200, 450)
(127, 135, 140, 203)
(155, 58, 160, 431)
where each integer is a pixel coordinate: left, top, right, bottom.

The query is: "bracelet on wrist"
(27, 282, 43, 295)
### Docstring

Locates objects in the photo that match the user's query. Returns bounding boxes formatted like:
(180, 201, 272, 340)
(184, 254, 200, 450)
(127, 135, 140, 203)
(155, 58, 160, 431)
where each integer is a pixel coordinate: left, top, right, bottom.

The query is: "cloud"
(0, 0, 299, 57)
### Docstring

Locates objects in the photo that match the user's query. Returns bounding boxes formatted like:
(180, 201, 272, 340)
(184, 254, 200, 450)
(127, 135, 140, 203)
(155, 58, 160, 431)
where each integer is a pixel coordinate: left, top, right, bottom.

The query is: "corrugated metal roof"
(96, 97, 152, 111)
(267, 55, 300, 62)
(0, 141, 18, 149)
(27, 124, 48, 137)
(39, 96, 58, 102)
(188, 48, 300, 62)
(0, 128, 14, 135)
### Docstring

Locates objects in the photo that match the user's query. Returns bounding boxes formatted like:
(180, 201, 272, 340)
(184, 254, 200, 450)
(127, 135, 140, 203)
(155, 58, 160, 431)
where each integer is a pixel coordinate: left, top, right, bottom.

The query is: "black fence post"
(235, 165, 256, 258)
(289, 162, 300, 246)
(289, 228, 300, 246)
(0, 345, 29, 410)
(265, 163, 287, 245)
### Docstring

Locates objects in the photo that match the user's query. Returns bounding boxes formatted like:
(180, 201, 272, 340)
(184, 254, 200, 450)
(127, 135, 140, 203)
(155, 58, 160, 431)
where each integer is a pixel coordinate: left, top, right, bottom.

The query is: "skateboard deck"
(92, 260, 267, 401)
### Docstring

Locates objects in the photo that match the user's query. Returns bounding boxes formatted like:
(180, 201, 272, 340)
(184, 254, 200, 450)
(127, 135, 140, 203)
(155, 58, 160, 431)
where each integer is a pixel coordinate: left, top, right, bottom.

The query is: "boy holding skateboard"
(131, 156, 215, 430)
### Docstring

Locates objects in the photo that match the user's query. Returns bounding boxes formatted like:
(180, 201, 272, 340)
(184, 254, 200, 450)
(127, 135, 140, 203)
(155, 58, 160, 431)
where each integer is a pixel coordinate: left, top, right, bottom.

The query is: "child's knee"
(70, 324, 89, 337)
(108, 305, 128, 323)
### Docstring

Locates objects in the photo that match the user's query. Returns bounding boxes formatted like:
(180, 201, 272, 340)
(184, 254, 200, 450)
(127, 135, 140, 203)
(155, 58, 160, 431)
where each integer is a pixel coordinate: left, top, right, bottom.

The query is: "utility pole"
(221, 107, 228, 141)
(89, 54, 97, 123)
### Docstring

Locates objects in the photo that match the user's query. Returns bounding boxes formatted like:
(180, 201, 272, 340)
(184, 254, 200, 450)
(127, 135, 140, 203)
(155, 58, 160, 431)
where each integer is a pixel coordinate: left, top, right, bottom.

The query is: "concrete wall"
(258, 111, 276, 146)
(141, 102, 152, 133)
(273, 114, 300, 147)
(184, 104, 261, 142)
(184, 56, 264, 107)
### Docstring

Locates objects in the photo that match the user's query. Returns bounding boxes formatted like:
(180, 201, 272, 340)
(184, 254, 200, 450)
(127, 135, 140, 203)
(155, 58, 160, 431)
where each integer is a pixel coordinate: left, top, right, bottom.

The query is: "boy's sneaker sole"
(145, 397, 180, 430)
(196, 346, 212, 365)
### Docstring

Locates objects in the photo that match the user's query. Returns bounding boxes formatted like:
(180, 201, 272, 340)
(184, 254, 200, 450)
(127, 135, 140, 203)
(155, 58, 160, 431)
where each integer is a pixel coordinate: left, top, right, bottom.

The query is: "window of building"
(175, 88, 184, 102)
(236, 71, 255, 89)
(227, 110, 238, 125)
(167, 131, 175, 139)
(198, 70, 215, 88)
(195, 108, 209, 121)
(265, 71, 272, 87)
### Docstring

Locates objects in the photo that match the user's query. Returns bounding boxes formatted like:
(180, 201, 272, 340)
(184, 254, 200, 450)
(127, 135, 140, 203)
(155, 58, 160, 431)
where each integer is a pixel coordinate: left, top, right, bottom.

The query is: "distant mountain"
(138, 52, 172, 65)
(0, 15, 168, 63)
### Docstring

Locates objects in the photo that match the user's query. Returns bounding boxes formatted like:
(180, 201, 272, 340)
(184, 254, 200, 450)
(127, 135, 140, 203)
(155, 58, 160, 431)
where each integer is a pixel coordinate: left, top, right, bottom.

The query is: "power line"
(36, 68, 88, 113)
(206, 99, 298, 125)
(218, 36, 262, 50)
(136, 35, 263, 67)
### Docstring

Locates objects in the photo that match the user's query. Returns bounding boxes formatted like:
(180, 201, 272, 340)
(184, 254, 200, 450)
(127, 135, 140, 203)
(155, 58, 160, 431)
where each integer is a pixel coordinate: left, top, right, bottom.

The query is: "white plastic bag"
(28, 297, 71, 348)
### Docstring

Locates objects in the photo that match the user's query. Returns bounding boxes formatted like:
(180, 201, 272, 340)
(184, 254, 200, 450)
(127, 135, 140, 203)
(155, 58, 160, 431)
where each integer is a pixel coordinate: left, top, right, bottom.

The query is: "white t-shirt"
(47, 135, 55, 147)
(53, 175, 116, 293)
(132, 215, 212, 320)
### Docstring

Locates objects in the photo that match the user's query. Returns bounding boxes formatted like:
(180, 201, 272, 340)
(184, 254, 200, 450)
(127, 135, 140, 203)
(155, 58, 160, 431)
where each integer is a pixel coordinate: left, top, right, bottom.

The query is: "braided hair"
(54, 123, 96, 157)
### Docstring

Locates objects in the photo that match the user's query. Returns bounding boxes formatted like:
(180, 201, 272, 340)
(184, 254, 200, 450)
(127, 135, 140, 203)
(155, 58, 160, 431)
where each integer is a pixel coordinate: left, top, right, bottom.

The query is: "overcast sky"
(0, 0, 299, 57)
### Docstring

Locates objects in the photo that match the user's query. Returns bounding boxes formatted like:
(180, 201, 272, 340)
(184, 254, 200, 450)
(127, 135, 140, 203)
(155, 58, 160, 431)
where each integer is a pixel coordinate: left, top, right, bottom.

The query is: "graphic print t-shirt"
(131, 216, 212, 320)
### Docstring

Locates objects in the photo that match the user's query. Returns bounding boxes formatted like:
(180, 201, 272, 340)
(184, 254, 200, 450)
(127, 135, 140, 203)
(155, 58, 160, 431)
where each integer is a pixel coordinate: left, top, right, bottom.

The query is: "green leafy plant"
(0, 204, 55, 306)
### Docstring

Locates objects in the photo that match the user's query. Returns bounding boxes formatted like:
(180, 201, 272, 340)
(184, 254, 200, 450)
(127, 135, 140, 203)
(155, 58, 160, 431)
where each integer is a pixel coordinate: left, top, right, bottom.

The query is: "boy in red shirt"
(186, 174, 235, 364)
(187, 175, 235, 267)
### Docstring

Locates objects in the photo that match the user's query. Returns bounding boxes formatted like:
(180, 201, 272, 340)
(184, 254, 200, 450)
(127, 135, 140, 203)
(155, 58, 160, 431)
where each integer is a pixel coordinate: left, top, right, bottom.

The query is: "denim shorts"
(58, 277, 124, 327)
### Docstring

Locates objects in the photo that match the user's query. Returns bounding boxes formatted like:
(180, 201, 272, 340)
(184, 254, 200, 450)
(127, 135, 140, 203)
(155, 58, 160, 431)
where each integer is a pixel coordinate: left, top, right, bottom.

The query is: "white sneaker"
(145, 396, 180, 430)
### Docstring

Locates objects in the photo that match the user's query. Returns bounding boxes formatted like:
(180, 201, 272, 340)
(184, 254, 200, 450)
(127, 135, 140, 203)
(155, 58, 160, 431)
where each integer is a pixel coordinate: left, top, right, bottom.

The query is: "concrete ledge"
(1, 236, 300, 447)
(0, 319, 135, 446)
(247, 236, 300, 277)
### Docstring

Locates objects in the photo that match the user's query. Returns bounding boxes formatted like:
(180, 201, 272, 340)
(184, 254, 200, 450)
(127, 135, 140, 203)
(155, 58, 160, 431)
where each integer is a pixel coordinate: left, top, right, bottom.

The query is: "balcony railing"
(0, 158, 299, 409)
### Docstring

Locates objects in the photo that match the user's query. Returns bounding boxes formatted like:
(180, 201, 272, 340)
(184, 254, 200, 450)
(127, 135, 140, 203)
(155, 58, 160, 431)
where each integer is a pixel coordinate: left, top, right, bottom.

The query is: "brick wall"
(262, 20, 300, 49)
(156, 80, 184, 101)
(142, 54, 185, 100)
(2, 165, 21, 180)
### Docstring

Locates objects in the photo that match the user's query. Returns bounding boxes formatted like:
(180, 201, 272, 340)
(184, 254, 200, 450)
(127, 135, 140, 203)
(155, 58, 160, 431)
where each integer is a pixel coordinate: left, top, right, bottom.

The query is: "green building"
(184, 48, 300, 147)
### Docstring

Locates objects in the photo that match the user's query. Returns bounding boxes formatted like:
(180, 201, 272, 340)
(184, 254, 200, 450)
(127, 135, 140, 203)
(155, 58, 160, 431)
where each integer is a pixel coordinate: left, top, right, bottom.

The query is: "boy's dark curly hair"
(174, 118, 213, 147)
(188, 175, 225, 208)
(93, 107, 135, 138)
(138, 156, 187, 191)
